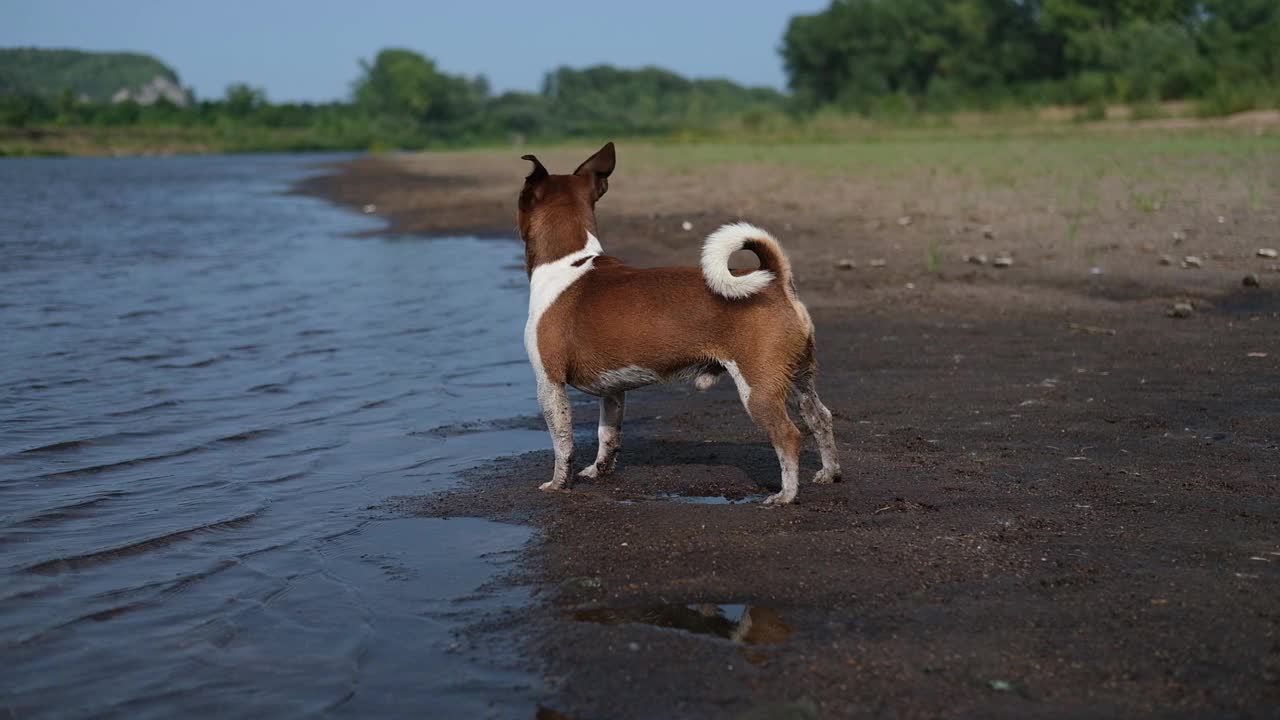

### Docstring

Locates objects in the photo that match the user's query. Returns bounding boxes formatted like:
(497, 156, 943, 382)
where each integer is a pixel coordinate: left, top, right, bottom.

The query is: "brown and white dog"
(517, 142, 840, 504)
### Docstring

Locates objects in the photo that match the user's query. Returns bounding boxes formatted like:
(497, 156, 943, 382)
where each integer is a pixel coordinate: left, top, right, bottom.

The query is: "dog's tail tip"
(700, 222, 790, 300)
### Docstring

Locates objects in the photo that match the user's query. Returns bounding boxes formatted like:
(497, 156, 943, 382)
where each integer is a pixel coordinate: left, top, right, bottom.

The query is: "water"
(0, 155, 547, 718)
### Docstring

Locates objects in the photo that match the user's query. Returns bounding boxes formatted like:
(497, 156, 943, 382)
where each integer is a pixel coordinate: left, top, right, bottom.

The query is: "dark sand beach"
(299, 135, 1280, 718)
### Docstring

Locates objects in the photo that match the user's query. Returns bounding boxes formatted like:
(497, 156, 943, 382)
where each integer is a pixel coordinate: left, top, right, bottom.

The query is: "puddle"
(571, 603, 792, 645)
(653, 494, 765, 505)
(1209, 288, 1280, 317)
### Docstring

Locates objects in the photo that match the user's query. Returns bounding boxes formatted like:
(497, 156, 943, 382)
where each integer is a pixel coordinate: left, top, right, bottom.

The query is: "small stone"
(1139, 243, 1155, 252)
(988, 680, 1014, 693)
(992, 255, 1013, 268)
(1217, 215, 1226, 224)
(965, 254, 988, 265)
(1158, 254, 1175, 266)
(981, 225, 996, 239)
(1258, 248, 1278, 259)
(1181, 256, 1202, 269)
(869, 258, 887, 268)
(835, 258, 856, 270)
(897, 215, 912, 226)
(1089, 267, 1104, 275)
(560, 576, 602, 591)
(681, 221, 693, 231)
(1243, 274, 1260, 287)
(362, 203, 377, 214)
(1171, 230, 1186, 243)
(1168, 302, 1194, 318)
(628, 642, 640, 652)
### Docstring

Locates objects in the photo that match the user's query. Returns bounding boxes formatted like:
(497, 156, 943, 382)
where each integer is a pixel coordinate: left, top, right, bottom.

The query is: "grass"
(630, 128, 1276, 177)
(925, 242, 943, 273)
(0, 125, 387, 157)
(1130, 189, 1168, 213)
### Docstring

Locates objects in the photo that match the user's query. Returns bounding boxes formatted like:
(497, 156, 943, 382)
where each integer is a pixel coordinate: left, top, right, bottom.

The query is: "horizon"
(3, 1, 828, 103)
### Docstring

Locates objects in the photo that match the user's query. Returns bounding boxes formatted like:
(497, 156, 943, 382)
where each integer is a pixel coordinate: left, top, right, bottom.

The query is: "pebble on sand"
(1181, 256, 1203, 269)
(1158, 254, 1175, 266)
(1243, 274, 1260, 287)
(965, 254, 988, 265)
(681, 221, 693, 231)
(362, 204, 377, 213)
(982, 226, 997, 239)
(992, 255, 1014, 268)
(1258, 248, 1279, 259)
(869, 258, 887, 268)
(1168, 302, 1195, 318)
(1171, 230, 1187, 243)
(897, 216, 913, 226)
(835, 258, 856, 270)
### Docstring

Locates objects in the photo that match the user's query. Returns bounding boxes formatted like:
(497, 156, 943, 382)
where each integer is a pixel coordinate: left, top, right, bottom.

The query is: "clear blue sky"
(4, 0, 828, 102)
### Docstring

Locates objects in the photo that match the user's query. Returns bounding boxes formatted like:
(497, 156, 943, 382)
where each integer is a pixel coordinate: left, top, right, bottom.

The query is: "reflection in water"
(572, 603, 792, 645)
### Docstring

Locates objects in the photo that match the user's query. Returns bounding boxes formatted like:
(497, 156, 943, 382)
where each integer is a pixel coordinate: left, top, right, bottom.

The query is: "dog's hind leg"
(725, 362, 802, 505)
(795, 371, 841, 484)
(756, 390, 803, 505)
(537, 381, 574, 491)
(580, 392, 624, 479)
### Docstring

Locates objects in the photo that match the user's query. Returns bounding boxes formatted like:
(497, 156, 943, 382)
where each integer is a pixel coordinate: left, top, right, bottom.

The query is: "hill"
(0, 47, 190, 105)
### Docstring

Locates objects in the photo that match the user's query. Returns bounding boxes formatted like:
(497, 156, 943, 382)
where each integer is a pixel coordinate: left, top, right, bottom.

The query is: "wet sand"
(299, 138, 1279, 718)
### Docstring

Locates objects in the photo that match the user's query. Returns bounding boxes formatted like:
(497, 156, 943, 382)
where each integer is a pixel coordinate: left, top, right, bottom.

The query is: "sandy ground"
(298, 134, 1279, 719)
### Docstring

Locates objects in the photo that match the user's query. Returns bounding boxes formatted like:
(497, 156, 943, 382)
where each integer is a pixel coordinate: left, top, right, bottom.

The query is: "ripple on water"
(0, 155, 542, 717)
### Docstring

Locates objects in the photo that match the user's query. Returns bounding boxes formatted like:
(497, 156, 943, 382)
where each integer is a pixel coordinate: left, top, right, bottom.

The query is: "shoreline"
(6, 108, 1278, 159)
(298, 141, 1279, 718)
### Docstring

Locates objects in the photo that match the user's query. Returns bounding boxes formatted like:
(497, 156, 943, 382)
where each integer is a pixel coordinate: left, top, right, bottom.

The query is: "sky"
(3, 0, 829, 102)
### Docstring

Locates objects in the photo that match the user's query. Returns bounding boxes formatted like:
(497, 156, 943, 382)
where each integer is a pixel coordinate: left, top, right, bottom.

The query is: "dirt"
(300, 143, 1279, 719)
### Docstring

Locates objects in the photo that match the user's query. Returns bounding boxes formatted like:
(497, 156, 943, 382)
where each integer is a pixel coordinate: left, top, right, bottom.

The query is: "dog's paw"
(761, 491, 796, 506)
(578, 460, 616, 480)
(811, 467, 842, 484)
(539, 479, 570, 492)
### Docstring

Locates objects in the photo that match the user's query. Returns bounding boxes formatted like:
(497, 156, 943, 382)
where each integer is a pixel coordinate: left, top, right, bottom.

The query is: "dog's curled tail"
(700, 222, 792, 300)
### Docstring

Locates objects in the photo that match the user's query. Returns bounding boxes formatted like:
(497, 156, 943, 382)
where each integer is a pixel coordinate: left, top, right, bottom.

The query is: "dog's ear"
(522, 154, 549, 183)
(573, 142, 615, 200)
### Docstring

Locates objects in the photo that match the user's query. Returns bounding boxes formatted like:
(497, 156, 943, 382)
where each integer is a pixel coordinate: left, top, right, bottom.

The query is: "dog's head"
(517, 142, 615, 271)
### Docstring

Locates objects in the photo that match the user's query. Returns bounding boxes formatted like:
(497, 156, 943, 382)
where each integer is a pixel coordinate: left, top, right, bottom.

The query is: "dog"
(517, 142, 839, 504)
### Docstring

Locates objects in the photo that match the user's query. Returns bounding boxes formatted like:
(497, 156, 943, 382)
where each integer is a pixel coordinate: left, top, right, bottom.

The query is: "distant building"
(110, 75, 191, 106)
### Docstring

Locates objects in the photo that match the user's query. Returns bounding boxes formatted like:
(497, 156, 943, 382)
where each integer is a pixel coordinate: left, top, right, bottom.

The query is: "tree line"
(0, 49, 785, 149)
(782, 0, 1279, 114)
(3, 2, 1277, 152)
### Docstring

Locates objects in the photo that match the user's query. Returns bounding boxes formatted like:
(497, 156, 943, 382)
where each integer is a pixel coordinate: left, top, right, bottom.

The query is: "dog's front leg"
(537, 381, 574, 491)
(580, 392, 624, 479)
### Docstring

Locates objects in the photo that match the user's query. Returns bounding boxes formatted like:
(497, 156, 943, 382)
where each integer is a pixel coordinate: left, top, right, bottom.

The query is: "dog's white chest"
(524, 234, 602, 379)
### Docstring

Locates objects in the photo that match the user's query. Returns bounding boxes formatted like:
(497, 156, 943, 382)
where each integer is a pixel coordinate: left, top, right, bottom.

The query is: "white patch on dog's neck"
(525, 233, 603, 382)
